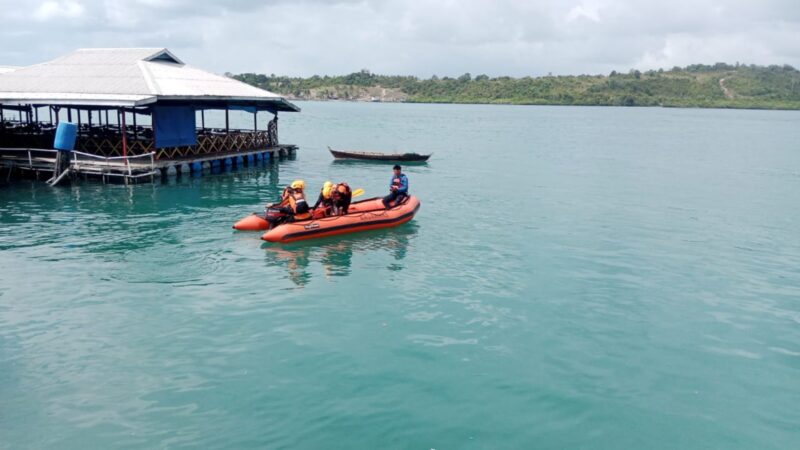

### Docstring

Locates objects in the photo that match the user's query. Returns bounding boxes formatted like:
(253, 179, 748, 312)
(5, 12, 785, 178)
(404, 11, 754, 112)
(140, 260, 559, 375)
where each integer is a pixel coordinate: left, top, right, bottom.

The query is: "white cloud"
(33, 0, 85, 22)
(566, 2, 602, 23)
(2, 0, 799, 76)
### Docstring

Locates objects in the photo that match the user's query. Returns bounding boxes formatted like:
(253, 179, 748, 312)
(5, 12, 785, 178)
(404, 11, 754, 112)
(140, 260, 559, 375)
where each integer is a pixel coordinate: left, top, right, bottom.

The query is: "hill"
(232, 63, 800, 110)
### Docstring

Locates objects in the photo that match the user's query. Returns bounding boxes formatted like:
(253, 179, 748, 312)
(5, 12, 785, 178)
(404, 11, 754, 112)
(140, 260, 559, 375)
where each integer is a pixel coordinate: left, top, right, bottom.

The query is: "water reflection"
(262, 222, 419, 286)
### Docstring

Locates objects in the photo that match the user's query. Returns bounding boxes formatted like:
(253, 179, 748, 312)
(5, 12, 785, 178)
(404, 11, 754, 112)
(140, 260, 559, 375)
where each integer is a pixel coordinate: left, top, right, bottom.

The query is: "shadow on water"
(262, 222, 419, 286)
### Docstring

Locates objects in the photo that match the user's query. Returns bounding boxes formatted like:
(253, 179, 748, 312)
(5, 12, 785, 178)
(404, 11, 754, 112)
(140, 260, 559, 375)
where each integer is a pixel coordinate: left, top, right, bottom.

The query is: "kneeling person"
(287, 179, 311, 221)
(313, 181, 334, 211)
(331, 182, 352, 215)
(382, 165, 408, 209)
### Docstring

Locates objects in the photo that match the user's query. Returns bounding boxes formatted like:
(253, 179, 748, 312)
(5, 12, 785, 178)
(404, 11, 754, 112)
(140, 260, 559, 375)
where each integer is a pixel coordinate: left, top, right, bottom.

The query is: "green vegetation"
(232, 63, 800, 110)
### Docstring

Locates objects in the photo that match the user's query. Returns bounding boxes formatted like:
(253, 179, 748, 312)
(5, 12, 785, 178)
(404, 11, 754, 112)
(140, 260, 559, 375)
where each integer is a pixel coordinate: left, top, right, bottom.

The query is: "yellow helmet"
(322, 181, 333, 199)
(291, 179, 305, 190)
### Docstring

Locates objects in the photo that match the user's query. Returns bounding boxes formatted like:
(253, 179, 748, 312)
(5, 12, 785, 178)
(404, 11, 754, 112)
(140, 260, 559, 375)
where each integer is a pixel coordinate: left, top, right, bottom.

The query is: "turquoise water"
(2, 102, 800, 449)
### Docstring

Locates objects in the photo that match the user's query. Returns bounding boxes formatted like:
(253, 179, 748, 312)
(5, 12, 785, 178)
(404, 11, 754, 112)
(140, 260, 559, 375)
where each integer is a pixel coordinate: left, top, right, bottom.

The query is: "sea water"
(1, 102, 799, 449)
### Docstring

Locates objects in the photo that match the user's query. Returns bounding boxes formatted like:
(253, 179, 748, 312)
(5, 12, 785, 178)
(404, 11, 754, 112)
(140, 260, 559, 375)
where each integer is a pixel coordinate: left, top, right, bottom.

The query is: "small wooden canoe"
(328, 147, 431, 162)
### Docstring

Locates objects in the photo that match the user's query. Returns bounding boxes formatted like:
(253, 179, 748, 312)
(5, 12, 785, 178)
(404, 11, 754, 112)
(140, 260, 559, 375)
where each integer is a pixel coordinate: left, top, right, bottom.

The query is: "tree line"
(230, 64, 800, 110)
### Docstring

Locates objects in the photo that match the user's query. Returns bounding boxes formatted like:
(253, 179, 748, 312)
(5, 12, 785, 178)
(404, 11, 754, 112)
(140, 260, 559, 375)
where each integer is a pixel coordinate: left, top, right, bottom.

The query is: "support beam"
(121, 109, 129, 164)
(225, 107, 229, 133)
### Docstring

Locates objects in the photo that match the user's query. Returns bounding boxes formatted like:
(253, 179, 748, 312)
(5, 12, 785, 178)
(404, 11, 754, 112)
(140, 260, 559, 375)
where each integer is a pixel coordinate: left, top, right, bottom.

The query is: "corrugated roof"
(0, 66, 21, 74)
(0, 48, 299, 111)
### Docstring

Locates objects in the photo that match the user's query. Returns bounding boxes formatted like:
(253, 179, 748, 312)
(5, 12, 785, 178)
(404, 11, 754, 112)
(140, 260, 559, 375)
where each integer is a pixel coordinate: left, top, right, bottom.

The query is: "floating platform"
(0, 144, 297, 184)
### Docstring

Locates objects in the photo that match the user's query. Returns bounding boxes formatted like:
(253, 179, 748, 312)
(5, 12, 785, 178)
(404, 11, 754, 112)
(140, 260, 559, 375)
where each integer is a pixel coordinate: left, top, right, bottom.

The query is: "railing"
(2, 129, 277, 160)
(70, 150, 156, 178)
(0, 146, 156, 179)
(0, 146, 58, 165)
(155, 130, 274, 159)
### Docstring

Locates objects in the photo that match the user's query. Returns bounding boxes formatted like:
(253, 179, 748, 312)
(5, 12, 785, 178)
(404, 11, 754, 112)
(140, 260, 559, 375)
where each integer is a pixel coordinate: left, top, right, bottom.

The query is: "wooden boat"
(328, 147, 431, 162)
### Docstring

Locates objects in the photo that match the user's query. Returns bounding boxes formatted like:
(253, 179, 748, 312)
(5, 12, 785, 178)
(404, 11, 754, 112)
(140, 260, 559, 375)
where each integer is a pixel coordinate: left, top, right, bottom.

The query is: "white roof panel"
(0, 48, 298, 111)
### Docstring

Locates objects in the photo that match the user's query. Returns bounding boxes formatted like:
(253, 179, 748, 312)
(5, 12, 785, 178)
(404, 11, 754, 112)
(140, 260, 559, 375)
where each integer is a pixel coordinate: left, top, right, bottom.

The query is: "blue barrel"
(262, 152, 271, 162)
(235, 156, 243, 166)
(247, 154, 254, 165)
(191, 162, 202, 172)
(53, 122, 78, 151)
(211, 159, 221, 169)
(224, 157, 233, 167)
(254, 153, 262, 162)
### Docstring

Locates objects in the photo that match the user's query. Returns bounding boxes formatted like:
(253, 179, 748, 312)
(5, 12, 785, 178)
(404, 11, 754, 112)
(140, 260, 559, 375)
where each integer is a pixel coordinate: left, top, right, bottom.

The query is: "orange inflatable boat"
(233, 196, 420, 243)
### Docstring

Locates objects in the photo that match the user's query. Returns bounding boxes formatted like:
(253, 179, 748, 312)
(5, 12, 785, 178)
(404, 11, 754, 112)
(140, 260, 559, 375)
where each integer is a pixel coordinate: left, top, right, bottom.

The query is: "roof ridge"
(75, 47, 164, 51)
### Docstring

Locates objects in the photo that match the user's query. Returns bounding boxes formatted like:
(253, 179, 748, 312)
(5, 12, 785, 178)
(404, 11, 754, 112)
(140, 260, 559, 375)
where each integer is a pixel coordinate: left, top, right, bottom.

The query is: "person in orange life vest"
(331, 182, 352, 215)
(313, 181, 334, 212)
(274, 180, 310, 221)
(382, 165, 408, 208)
(264, 185, 294, 226)
(287, 179, 311, 221)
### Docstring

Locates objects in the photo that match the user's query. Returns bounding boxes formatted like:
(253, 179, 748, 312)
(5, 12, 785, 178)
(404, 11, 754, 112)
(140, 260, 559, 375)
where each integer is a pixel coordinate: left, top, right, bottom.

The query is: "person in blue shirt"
(382, 164, 409, 208)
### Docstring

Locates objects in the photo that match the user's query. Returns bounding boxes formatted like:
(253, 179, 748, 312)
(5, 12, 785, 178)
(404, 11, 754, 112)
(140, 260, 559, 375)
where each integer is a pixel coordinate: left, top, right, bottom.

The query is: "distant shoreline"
(234, 63, 800, 111)
(285, 97, 800, 111)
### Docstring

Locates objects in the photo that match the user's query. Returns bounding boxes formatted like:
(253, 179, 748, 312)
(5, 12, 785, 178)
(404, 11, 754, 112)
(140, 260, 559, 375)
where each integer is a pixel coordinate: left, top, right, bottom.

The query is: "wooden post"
(121, 108, 128, 164)
(67, 108, 72, 122)
(253, 110, 257, 131)
(225, 107, 229, 133)
(133, 110, 138, 140)
(201, 109, 205, 130)
(151, 107, 157, 149)
(48, 107, 52, 124)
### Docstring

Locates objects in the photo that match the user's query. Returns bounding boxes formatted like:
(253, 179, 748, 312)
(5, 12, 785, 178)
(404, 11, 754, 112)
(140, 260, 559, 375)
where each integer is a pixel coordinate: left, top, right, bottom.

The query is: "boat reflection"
(262, 222, 419, 286)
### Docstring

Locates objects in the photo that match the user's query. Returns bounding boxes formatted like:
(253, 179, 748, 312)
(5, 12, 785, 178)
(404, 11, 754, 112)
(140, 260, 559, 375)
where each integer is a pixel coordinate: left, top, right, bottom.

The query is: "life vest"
(288, 189, 311, 219)
(321, 182, 334, 199)
(278, 187, 292, 207)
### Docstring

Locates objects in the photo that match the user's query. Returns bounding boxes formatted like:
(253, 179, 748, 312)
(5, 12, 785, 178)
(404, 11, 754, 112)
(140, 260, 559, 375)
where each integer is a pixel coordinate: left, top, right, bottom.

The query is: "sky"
(1, 0, 799, 77)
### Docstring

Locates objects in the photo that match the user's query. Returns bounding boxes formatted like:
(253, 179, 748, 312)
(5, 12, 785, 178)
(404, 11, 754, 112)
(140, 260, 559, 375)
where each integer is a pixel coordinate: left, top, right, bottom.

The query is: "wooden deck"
(0, 144, 297, 184)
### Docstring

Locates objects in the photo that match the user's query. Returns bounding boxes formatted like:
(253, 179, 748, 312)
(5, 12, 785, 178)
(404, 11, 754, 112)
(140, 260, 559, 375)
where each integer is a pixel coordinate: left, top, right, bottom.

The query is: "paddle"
(352, 188, 365, 198)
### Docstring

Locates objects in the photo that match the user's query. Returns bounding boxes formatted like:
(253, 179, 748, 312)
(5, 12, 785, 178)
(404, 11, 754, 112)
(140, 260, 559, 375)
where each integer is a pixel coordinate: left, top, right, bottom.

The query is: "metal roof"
(0, 66, 21, 74)
(0, 48, 299, 111)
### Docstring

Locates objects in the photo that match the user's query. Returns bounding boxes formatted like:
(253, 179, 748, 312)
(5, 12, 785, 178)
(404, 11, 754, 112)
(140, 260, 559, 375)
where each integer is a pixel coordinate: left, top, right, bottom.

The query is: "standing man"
(382, 165, 409, 208)
(267, 114, 278, 146)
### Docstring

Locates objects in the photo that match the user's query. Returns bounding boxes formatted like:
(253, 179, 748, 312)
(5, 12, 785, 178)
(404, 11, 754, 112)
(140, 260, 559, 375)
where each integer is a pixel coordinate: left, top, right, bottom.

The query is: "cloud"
(33, 0, 85, 21)
(566, 2, 602, 23)
(1, 0, 799, 77)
